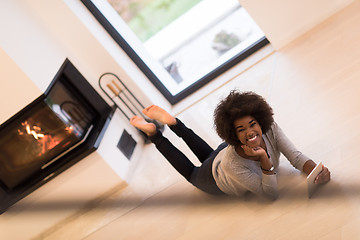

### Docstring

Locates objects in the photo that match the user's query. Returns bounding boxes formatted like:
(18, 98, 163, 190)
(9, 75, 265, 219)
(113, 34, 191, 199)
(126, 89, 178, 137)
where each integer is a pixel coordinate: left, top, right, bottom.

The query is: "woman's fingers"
(315, 166, 331, 184)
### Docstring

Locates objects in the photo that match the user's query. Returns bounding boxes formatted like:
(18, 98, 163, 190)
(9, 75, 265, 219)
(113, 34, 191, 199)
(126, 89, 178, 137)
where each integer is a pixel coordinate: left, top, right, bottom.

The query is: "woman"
(130, 90, 330, 200)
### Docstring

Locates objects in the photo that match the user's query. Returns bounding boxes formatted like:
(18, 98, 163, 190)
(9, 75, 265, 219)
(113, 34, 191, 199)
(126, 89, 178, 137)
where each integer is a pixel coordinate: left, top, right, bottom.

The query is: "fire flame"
(18, 121, 75, 157)
(22, 121, 45, 140)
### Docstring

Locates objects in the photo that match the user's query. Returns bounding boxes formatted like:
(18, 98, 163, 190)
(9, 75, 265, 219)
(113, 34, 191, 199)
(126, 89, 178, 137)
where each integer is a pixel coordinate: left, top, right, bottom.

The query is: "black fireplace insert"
(0, 59, 113, 213)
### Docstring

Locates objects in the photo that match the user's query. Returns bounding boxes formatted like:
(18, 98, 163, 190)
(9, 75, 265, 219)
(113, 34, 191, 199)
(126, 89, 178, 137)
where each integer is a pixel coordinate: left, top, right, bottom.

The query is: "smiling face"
(234, 116, 263, 147)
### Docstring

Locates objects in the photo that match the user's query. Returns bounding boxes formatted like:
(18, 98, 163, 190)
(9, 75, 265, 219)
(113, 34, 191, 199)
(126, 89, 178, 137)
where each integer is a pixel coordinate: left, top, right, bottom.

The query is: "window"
(81, 0, 268, 104)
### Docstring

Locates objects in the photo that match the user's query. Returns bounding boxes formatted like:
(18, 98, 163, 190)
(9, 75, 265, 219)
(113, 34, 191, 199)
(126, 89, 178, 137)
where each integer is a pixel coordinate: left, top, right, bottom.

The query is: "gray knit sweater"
(212, 122, 310, 200)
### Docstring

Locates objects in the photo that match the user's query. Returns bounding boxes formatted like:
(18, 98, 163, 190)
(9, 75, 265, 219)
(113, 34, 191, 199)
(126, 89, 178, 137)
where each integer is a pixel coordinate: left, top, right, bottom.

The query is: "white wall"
(0, 48, 41, 123)
(239, 0, 355, 50)
(0, 1, 66, 92)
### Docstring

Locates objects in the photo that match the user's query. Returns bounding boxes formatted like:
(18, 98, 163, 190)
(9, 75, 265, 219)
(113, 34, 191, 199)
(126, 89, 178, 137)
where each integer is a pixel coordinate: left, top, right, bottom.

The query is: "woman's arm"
(241, 145, 275, 175)
(226, 165, 279, 200)
(302, 159, 316, 175)
(273, 123, 309, 170)
(273, 123, 331, 184)
(237, 146, 278, 199)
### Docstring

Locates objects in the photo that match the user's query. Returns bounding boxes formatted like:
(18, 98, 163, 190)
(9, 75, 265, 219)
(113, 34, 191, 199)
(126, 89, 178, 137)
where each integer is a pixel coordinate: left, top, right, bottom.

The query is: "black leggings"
(149, 119, 227, 195)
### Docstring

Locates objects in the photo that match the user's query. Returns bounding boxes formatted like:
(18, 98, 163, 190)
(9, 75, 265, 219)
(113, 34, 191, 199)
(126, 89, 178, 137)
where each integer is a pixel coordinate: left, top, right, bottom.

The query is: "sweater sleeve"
(273, 123, 310, 171)
(221, 160, 279, 200)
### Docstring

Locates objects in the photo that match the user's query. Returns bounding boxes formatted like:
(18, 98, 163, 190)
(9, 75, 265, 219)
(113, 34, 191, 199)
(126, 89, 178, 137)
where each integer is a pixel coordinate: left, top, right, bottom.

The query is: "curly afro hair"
(213, 90, 274, 147)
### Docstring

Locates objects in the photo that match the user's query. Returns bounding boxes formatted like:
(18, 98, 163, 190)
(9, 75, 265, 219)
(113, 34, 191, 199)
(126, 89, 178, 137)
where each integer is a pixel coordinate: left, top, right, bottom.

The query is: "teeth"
(247, 135, 257, 142)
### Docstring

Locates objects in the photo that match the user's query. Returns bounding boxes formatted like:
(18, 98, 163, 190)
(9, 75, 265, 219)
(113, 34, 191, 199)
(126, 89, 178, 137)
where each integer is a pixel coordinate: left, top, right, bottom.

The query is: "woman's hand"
(241, 145, 267, 158)
(303, 160, 331, 184)
(315, 165, 331, 184)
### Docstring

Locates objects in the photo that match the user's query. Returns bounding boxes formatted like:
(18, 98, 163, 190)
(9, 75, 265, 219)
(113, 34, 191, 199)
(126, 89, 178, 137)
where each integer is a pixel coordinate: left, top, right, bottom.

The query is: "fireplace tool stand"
(99, 72, 163, 141)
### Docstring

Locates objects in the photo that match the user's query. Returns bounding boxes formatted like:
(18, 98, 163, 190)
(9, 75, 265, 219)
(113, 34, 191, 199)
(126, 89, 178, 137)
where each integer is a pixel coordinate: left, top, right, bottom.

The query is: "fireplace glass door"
(0, 80, 95, 190)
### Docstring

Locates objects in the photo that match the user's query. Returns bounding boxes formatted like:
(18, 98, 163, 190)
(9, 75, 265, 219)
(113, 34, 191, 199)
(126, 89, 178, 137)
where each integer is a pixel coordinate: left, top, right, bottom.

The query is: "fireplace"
(0, 59, 113, 213)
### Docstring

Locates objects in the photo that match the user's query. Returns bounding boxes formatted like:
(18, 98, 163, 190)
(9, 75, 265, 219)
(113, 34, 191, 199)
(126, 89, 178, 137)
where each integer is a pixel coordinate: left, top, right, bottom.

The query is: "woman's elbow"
(265, 191, 279, 201)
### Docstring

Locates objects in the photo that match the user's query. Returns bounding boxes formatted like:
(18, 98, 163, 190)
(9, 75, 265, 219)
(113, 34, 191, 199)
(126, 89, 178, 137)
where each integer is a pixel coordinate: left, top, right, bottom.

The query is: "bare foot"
(130, 116, 156, 136)
(142, 105, 177, 126)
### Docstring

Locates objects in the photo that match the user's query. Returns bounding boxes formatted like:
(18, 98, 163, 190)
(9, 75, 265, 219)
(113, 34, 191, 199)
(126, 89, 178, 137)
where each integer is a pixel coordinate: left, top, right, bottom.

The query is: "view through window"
(82, 0, 268, 104)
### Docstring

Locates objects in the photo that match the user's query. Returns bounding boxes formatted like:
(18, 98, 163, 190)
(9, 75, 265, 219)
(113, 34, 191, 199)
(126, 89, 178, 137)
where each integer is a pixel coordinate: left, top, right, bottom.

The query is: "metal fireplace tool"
(99, 72, 163, 141)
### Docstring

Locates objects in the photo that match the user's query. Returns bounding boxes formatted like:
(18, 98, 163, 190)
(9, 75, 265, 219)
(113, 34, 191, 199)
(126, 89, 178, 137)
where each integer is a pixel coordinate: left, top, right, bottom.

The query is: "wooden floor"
(38, 1, 360, 239)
